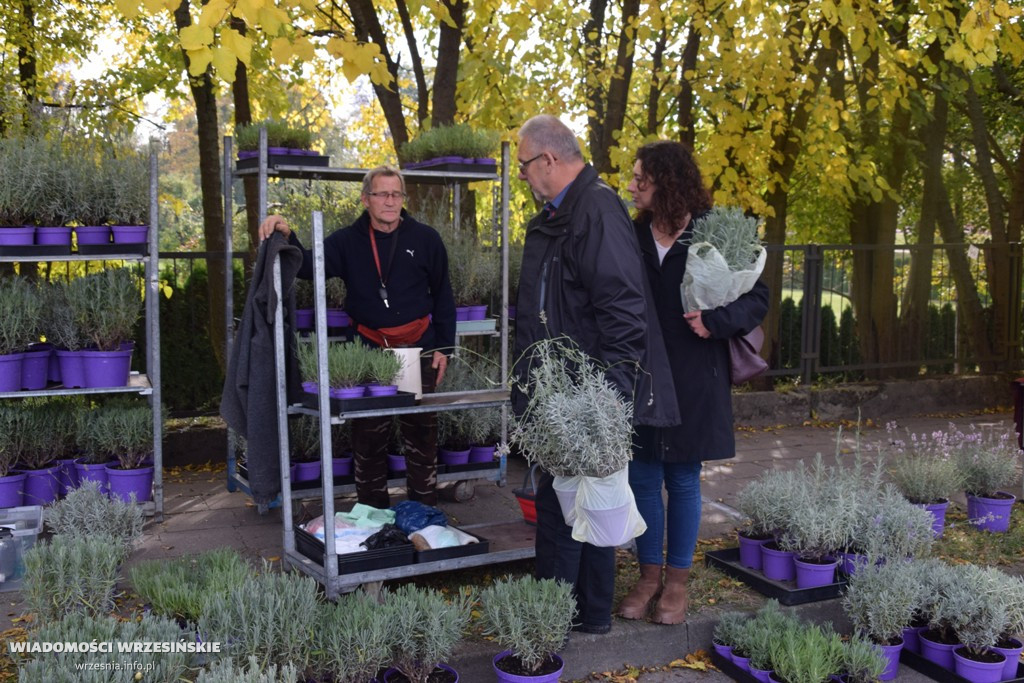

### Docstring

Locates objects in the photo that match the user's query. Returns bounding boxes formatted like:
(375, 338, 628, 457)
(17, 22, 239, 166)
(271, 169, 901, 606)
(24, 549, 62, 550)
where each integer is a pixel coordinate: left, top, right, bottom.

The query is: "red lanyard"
(369, 225, 399, 308)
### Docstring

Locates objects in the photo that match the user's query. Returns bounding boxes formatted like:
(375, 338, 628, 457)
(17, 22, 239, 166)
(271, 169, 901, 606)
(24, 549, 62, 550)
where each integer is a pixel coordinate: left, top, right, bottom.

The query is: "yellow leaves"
(212, 47, 237, 82)
(233, 0, 262, 26)
(222, 27, 253, 67)
(198, 0, 230, 28)
(259, 4, 288, 35)
(271, 36, 293, 64)
(185, 47, 213, 76)
(669, 651, 716, 672)
(179, 24, 213, 51)
(115, 0, 140, 20)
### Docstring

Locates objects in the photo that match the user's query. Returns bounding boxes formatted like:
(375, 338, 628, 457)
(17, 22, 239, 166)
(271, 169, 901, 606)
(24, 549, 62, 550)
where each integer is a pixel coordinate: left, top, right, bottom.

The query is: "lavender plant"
(713, 611, 749, 647)
(22, 535, 122, 620)
(479, 575, 576, 675)
(44, 280, 88, 351)
(952, 424, 1022, 498)
(509, 337, 633, 477)
(857, 484, 935, 561)
(883, 422, 964, 504)
(103, 150, 149, 225)
(90, 401, 154, 469)
(0, 403, 31, 477)
(769, 622, 845, 683)
(72, 268, 144, 351)
(313, 592, 399, 683)
(384, 584, 474, 683)
(843, 561, 920, 644)
(196, 657, 299, 683)
(366, 347, 403, 385)
(0, 276, 38, 355)
(842, 635, 889, 683)
(945, 564, 1013, 656)
(45, 480, 144, 560)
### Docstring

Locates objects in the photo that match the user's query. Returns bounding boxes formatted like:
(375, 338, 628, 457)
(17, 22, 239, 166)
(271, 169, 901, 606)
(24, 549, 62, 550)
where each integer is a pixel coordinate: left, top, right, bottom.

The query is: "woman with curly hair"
(616, 140, 769, 624)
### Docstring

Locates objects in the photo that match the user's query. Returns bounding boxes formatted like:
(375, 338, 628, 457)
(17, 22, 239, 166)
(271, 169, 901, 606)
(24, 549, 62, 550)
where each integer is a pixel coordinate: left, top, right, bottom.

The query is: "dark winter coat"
(221, 233, 303, 504)
(512, 164, 680, 428)
(632, 215, 770, 463)
(289, 209, 456, 353)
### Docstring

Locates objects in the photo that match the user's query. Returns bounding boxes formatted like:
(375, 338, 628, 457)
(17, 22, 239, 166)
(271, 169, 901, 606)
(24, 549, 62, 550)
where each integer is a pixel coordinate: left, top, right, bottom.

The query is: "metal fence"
(766, 242, 1024, 383)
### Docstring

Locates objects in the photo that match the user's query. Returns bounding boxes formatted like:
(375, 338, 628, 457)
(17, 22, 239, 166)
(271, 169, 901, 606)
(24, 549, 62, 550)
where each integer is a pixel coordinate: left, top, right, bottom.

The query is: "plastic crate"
(0, 505, 43, 592)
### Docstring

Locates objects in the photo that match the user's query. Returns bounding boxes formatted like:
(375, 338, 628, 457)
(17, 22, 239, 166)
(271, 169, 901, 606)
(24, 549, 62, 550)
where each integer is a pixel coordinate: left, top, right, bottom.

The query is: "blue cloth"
(548, 180, 573, 210)
(391, 500, 447, 535)
(629, 458, 702, 569)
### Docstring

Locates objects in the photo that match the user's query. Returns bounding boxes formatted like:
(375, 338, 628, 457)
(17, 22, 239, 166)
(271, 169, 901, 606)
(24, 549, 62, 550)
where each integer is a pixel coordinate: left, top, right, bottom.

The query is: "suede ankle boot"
(616, 563, 662, 620)
(652, 566, 689, 624)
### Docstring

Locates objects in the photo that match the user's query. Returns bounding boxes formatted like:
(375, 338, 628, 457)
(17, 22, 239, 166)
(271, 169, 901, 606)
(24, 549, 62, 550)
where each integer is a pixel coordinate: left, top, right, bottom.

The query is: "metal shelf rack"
(0, 141, 164, 518)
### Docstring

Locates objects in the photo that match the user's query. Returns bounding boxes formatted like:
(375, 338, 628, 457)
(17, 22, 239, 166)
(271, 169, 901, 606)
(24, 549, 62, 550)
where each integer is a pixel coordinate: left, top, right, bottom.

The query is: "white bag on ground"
(571, 468, 646, 547)
(552, 475, 581, 525)
(681, 242, 766, 312)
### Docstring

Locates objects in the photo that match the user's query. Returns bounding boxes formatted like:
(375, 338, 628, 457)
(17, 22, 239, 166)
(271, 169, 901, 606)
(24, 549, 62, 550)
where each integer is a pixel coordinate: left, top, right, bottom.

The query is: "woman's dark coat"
(632, 215, 770, 463)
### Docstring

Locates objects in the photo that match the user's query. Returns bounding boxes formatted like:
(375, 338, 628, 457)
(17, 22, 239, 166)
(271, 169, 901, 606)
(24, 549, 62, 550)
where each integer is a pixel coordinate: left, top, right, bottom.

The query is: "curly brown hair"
(635, 140, 712, 237)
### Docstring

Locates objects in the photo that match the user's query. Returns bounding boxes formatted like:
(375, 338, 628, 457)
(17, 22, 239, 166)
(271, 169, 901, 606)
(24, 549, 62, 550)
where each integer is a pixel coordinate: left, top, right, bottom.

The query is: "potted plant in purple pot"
(44, 279, 89, 388)
(953, 425, 1022, 533)
(312, 591, 399, 682)
(73, 267, 143, 388)
(945, 564, 1019, 682)
(296, 336, 368, 400)
(842, 561, 920, 680)
(841, 636, 889, 683)
(364, 346, 402, 397)
(886, 425, 964, 539)
(105, 151, 149, 246)
(0, 276, 37, 391)
(100, 401, 156, 503)
(16, 401, 66, 506)
(480, 575, 575, 682)
(289, 415, 322, 484)
(0, 137, 37, 247)
(0, 405, 29, 508)
(382, 584, 473, 683)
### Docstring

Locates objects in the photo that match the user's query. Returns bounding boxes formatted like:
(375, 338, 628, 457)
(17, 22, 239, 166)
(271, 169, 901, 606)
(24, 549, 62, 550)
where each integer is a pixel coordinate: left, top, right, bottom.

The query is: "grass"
(934, 500, 1024, 572)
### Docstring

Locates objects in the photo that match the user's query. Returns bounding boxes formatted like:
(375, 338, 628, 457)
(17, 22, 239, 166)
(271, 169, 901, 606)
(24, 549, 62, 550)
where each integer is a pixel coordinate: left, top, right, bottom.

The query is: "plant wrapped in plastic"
(46, 479, 144, 559)
(16, 612, 194, 683)
(383, 584, 473, 683)
(678, 206, 765, 313)
(480, 575, 576, 676)
(509, 336, 633, 478)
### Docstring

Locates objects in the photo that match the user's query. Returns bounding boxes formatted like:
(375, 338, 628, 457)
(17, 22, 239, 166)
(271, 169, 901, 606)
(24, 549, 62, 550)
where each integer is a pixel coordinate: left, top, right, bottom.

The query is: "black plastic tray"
(295, 526, 413, 574)
(77, 243, 148, 256)
(0, 244, 71, 257)
(236, 154, 330, 170)
(442, 460, 500, 474)
(301, 390, 416, 415)
(237, 464, 354, 491)
(414, 527, 489, 564)
(704, 547, 847, 605)
(900, 647, 1024, 683)
(710, 650, 760, 683)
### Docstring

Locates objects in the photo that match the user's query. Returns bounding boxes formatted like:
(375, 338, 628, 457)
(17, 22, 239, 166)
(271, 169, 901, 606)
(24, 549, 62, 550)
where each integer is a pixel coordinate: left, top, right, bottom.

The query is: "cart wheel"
(453, 480, 475, 502)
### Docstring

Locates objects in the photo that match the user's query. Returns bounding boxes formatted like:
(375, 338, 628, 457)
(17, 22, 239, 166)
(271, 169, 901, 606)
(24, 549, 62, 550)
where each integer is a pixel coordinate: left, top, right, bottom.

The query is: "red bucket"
(513, 464, 539, 526)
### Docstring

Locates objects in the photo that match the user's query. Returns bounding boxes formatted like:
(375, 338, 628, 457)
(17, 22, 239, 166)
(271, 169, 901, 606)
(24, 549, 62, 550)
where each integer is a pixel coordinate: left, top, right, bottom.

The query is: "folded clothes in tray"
(409, 525, 479, 551)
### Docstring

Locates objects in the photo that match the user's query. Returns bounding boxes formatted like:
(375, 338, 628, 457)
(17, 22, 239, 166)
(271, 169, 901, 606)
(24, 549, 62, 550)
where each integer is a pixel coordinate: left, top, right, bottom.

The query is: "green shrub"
(195, 657, 299, 683)
(366, 347, 403, 385)
(22, 535, 121, 621)
(129, 548, 251, 623)
(384, 584, 473, 683)
(72, 268, 143, 351)
(0, 276, 39, 355)
(479, 576, 575, 675)
(235, 121, 312, 151)
(17, 612, 193, 683)
(313, 592, 398, 682)
(45, 479, 144, 559)
(399, 123, 498, 162)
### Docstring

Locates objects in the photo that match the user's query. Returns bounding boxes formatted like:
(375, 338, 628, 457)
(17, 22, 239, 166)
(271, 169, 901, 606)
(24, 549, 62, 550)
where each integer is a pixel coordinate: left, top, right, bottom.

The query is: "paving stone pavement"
(1, 409, 1018, 682)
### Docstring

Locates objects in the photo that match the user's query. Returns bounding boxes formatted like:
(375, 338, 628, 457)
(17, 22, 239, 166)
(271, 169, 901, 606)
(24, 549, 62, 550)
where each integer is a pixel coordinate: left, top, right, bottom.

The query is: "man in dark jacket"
(512, 115, 679, 634)
(258, 165, 456, 508)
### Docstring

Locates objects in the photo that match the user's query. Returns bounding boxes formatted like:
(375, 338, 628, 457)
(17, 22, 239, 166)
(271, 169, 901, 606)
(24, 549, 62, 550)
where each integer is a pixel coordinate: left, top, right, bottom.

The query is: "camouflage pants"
(351, 357, 438, 508)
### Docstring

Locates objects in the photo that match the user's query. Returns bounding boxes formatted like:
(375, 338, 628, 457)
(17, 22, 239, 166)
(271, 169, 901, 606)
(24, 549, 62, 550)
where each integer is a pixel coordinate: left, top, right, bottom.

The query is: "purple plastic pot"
(294, 309, 314, 330)
(330, 386, 365, 399)
(75, 459, 115, 495)
(56, 349, 85, 388)
(35, 226, 72, 246)
(326, 309, 350, 328)
(749, 666, 773, 683)
(455, 306, 471, 322)
(267, 146, 289, 155)
(967, 493, 1016, 532)
(921, 499, 950, 538)
(292, 461, 321, 483)
(332, 457, 353, 477)
(953, 646, 1006, 683)
(876, 637, 904, 681)
(111, 225, 149, 244)
(920, 629, 960, 670)
(439, 448, 470, 466)
(737, 532, 772, 571)
(366, 384, 398, 397)
(493, 651, 562, 683)
(0, 473, 26, 508)
(387, 454, 406, 473)
(902, 625, 927, 654)
(760, 543, 795, 582)
(991, 638, 1024, 680)
(794, 556, 838, 589)
(105, 464, 154, 503)
(74, 225, 110, 245)
(731, 654, 751, 672)
(0, 352, 25, 392)
(712, 640, 733, 660)
(469, 445, 496, 463)
(81, 348, 133, 388)
(0, 226, 34, 245)
(20, 466, 60, 506)
(383, 664, 458, 682)
(237, 150, 258, 160)
(21, 344, 51, 390)
(56, 458, 79, 497)
(466, 304, 488, 320)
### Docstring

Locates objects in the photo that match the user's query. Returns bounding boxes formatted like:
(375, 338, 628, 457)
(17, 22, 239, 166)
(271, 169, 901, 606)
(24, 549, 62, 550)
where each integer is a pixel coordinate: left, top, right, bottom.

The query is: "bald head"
(518, 115, 584, 162)
(516, 115, 586, 203)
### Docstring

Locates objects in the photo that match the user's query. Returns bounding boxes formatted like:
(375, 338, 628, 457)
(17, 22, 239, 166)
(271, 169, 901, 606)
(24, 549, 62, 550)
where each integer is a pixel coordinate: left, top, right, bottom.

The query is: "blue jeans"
(628, 458, 702, 569)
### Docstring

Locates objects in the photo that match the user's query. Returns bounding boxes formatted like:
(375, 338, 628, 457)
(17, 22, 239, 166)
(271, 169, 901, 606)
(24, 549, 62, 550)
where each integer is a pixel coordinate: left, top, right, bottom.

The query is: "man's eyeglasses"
(517, 153, 545, 173)
(366, 191, 407, 201)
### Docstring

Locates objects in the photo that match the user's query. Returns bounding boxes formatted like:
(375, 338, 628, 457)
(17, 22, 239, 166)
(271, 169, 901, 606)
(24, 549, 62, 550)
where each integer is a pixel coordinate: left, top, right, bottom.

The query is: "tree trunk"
(584, 0, 608, 169)
(431, 0, 464, 127)
(644, 25, 667, 137)
(346, 0, 409, 152)
(395, 0, 429, 126)
(17, 0, 37, 131)
(175, 0, 226, 371)
(592, 0, 640, 174)
(230, 16, 259, 277)
(676, 24, 700, 149)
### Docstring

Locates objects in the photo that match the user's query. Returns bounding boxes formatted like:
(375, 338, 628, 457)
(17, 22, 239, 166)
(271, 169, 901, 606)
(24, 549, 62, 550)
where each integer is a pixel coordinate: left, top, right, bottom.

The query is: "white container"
(389, 347, 423, 398)
(0, 505, 43, 592)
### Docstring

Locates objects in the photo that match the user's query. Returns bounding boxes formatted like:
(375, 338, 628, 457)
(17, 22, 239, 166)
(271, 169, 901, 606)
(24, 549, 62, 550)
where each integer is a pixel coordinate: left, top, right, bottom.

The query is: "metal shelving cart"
(222, 133, 534, 596)
(222, 133, 514, 505)
(0, 141, 164, 518)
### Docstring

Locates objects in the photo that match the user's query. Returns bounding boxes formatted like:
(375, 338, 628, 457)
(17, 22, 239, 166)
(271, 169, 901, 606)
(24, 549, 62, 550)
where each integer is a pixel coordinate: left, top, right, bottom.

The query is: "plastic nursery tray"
(236, 154, 330, 171)
(900, 647, 1024, 683)
(294, 526, 414, 574)
(237, 463, 355, 491)
(77, 243, 148, 256)
(710, 650, 760, 683)
(0, 244, 71, 257)
(300, 390, 417, 415)
(414, 527, 489, 564)
(441, 460, 500, 475)
(703, 547, 847, 606)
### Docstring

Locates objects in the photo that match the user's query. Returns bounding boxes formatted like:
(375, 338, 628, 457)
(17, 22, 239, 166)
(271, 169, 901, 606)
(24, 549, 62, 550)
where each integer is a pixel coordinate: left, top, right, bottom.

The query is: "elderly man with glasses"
(259, 164, 456, 509)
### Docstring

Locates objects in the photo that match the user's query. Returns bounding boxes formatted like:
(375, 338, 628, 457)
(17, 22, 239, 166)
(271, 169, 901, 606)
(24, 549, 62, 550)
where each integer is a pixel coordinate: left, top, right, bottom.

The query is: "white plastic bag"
(571, 468, 647, 547)
(552, 475, 581, 525)
(681, 242, 766, 312)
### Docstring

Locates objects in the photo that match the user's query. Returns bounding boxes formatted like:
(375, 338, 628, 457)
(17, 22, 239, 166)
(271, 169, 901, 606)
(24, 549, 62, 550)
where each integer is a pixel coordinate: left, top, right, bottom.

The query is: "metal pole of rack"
(499, 141, 510, 486)
(223, 136, 237, 492)
(310, 210, 340, 598)
(258, 128, 268, 221)
(272, 257, 296, 552)
(148, 138, 164, 518)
